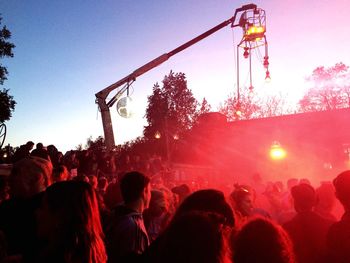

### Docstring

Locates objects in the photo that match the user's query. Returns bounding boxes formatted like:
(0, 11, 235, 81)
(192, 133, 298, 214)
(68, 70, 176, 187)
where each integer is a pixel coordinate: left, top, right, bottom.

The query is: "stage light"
(270, 141, 286, 160)
(244, 25, 266, 41)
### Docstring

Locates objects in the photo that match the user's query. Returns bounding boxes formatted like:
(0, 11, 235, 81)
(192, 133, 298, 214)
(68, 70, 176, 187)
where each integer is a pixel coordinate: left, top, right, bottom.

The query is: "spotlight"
(270, 141, 286, 160)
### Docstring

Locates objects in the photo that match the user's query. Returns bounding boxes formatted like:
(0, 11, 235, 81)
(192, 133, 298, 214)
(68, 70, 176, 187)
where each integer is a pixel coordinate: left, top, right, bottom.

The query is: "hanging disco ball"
(116, 96, 133, 118)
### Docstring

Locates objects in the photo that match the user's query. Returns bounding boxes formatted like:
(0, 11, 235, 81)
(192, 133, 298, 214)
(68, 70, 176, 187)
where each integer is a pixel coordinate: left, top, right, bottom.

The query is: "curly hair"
(233, 217, 295, 263)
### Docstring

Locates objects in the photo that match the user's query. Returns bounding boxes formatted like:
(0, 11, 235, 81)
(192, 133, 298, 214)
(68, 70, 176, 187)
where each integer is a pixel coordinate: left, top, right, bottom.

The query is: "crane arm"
(95, 3, 258, 150)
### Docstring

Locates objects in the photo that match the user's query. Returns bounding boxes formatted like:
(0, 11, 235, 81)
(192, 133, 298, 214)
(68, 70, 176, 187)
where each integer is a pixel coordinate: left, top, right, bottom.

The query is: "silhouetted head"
(173, 189, 234, 227)
(104, 181, 123, 210)
(230, 185, 254, 217)
(26, 141, 35, 150)
(156, 211, 228, 263)
(333, 170, 350, 209)
(36, 143, 43, 149)
(52, 165, 69, 182)
(233, 217, 295, 263)
(171, 183, 191, 203)
(315, 182, 336, 213)
(148, 189, 169, 217)
(291, 183, 316, 212)
(98, 177, 108, 192)
(120, 171, 151, 208)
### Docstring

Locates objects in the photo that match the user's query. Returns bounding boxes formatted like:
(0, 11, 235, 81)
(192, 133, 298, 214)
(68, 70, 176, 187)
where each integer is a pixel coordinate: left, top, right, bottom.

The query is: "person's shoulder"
(112, 205, 142, 224)
(113, 204, 135, 216)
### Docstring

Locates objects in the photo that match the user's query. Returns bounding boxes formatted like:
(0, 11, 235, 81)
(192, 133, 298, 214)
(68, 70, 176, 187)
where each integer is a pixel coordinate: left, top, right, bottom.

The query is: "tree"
(298, 62, 350, 112)
(0, 17, 15, 85)
(219, 87, 261, 121)
(258, 93, 291, 118)
(198, 97, 212, 115)
(219, 88, 289, 121)
(0, 88, 15, 123)
(85, 136, 105, 152)
(144, 71, 199, 139)
(144, 71, 199, 159)
(0, 16, 16, 122)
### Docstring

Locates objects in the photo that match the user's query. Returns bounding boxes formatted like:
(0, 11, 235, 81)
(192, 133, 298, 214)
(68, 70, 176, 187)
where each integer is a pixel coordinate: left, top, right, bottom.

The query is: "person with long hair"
(36, 181, 107, 263)
(150, 211, 230, 263)
(142, 189, 234, 263)
(232, 217, 295, 263)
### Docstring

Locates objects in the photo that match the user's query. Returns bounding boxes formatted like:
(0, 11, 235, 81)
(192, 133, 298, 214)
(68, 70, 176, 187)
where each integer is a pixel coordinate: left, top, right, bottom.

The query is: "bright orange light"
(270, 146, 286, 160)
(246, 26, 265, 35)
(154, 131, 161, 139)
(245, 26, 265, 41)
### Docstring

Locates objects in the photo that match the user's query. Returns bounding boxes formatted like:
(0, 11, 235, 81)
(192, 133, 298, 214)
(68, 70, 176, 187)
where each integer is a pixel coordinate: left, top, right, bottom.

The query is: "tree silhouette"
(144, 71, 198, 140)
(0, 16, 16, 122)
(0, 88, 16, 123)
(144, 71, 199, 159)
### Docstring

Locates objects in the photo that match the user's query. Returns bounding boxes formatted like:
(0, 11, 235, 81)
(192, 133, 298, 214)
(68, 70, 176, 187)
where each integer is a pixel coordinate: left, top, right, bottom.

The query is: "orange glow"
(245, 26, 265, 41)
(247, 26, 265, 35)
(154, 131, 161, 139)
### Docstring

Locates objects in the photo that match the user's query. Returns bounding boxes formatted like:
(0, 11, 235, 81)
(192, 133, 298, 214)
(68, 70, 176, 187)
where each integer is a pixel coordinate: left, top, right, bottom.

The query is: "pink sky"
(2, 0, 350, 152)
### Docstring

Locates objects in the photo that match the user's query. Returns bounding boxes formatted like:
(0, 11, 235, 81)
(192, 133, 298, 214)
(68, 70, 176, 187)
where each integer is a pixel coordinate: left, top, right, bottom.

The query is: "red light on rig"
(263, 56, 269, 68)
(243, 47, 249, 59)
(265, 70, 271, 82)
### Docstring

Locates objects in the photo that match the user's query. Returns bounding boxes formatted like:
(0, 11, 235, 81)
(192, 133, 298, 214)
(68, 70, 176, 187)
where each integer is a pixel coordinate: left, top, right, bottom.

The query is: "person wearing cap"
(325, 170, 350, 263)
(283, 183, 334, 263)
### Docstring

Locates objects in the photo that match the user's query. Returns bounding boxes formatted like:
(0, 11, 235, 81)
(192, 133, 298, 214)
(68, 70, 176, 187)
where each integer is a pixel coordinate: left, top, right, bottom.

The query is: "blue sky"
(1, 0, 349, 153)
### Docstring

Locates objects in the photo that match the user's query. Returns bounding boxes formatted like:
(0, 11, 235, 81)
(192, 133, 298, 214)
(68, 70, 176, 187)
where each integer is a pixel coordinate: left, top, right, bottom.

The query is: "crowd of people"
(0, 141, 349, 263)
